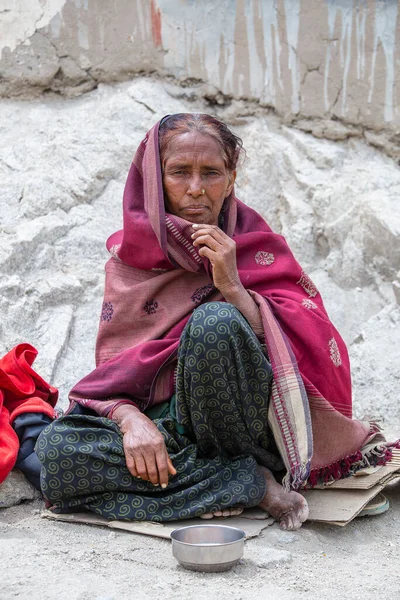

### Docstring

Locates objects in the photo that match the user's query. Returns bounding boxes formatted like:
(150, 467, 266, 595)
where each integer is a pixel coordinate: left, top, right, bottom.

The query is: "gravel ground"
(1, 483, 399, 600)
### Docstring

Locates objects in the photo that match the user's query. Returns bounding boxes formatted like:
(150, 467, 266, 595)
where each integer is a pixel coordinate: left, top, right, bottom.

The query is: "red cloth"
(0, 344, 58, 484)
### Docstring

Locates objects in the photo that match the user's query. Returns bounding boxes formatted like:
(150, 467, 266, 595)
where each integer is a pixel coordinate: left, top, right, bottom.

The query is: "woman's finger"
(198, 246, 216, 261)
(122, 436, 141, 478)
(134, 453, 150, 481)
(143, 451, 160, 486)
(124, 451, 138, 477)
(128, 458, 139, 478)
(167, 455, 177, 476)
(155, 449, 170, 488)
(192, 227, 234, 257)
(192, 233, 221, 251)
(192, 225, 226, 242)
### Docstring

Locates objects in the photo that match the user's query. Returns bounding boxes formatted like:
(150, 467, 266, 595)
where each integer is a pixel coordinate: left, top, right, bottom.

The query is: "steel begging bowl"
(170, 524, 245, 573)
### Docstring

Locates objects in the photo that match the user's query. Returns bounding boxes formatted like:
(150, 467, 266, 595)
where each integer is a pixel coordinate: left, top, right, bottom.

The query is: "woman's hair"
(159, 113, 244, 171)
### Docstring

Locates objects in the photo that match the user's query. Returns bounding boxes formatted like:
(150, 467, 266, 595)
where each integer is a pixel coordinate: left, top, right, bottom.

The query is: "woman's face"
(162, 131, 236, 225)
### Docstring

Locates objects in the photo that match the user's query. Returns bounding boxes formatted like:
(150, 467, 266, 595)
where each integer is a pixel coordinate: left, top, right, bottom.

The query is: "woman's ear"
(226, 170, 237, 197)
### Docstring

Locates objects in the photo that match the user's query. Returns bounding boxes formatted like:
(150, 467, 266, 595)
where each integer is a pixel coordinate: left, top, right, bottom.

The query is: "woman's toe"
(200, 506, 243, 519)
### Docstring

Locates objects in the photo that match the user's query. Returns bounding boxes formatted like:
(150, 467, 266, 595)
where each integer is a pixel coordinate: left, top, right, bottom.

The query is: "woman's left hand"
(191, 224, 241, 295)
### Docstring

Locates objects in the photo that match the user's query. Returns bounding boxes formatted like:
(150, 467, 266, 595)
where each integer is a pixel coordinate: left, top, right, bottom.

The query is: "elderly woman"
(37, 114, 395, 530)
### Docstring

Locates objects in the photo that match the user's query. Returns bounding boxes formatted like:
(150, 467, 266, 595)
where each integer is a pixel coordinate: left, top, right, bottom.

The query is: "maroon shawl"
(69, 118, 397, 489)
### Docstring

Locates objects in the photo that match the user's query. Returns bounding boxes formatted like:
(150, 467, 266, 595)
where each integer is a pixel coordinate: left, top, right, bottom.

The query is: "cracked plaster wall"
(1, 0, 400, 150)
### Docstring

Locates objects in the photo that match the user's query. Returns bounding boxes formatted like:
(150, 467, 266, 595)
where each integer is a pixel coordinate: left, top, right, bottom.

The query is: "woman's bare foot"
(258, 467, 309, 531)
(200, 507, 244, 519)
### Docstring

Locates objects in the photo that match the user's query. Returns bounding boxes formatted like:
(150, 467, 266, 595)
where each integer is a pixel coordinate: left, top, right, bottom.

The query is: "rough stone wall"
(0, 79, 399, 430)
(1, 1, 400, 154)
(0, 3, 399, 431)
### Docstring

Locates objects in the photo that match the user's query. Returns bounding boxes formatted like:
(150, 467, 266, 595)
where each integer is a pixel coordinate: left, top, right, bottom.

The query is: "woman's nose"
(187, 174, 203, 197)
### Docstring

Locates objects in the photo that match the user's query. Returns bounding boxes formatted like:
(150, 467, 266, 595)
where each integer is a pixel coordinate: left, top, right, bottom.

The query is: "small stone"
(251, 547, 292, 569)
(0, 470, 41, 508)
(278, 532, 298, 544)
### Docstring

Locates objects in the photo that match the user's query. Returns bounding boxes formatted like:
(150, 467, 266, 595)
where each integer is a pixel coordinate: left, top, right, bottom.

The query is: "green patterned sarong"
(37, 303, 283, 521)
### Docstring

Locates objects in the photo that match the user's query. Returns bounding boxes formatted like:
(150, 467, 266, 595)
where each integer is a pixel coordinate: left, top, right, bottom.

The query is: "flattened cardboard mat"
(302, 449, 400, 526)
(42, 508, 275, 540)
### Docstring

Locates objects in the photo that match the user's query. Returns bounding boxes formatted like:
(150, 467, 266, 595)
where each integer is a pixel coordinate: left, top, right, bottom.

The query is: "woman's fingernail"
(161, 483, 167, 489)
(192, 224, 199, 228)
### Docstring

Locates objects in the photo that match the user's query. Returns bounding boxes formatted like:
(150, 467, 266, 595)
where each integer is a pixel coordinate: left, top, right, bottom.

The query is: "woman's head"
(159, 113, 243, 171)
(159, 114, 243, 225)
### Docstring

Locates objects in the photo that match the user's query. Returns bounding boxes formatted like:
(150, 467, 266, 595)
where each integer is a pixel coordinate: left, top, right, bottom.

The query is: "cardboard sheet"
(302, 485, 385, 526)
(303, 449, 400, 525)
(41, 509, 275, 540)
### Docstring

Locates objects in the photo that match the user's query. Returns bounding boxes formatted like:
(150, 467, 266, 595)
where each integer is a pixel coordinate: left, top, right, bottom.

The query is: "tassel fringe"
(283, 460, 312, 492)
(306, 439, 400, 489)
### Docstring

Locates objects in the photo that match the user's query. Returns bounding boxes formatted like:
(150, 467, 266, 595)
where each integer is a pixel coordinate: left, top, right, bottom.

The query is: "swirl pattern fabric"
(38, 304, 279, 520)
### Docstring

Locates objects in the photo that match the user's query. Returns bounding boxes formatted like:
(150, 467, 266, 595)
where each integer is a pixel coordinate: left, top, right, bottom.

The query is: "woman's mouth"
(184, 206, 207, 214)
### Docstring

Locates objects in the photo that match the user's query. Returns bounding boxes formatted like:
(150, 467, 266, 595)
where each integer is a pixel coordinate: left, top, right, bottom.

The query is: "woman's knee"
(36, 417, 89, 473)
(190, 302, 247, 339)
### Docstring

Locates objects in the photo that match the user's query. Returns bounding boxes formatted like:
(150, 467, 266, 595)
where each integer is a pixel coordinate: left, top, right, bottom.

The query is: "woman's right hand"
(112, 404, 177, 488)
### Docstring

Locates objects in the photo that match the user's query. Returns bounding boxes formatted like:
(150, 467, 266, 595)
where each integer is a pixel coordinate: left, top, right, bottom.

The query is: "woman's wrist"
(220, 281, 246, 303)
(108, 399, 140, 420)
(112, 404, 142, 433)
(222, 284, 264, 336)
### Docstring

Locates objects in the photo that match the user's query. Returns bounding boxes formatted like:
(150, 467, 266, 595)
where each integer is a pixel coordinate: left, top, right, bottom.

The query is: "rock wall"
(1, 2, 400, 433)
(1, 0, 400, 156)
(0, 78, 399, 432)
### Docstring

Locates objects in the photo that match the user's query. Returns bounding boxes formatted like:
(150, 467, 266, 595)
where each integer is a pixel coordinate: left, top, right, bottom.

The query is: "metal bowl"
(170, 524, 245, 572)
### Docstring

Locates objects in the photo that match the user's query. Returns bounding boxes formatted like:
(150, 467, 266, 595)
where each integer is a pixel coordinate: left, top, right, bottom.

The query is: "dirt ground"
(1, 480, 399, 600)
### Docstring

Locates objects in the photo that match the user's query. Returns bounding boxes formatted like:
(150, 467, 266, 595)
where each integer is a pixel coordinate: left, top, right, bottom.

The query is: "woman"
(37, 114, 397, 531)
